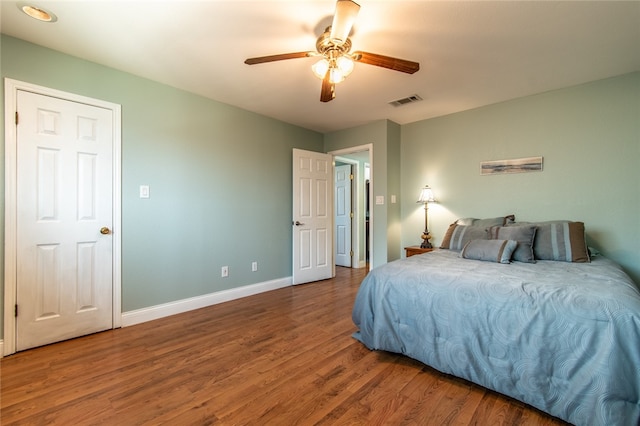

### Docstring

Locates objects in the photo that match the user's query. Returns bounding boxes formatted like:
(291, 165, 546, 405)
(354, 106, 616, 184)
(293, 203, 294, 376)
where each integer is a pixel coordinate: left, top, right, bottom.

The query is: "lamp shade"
(417, 185, 435, 203)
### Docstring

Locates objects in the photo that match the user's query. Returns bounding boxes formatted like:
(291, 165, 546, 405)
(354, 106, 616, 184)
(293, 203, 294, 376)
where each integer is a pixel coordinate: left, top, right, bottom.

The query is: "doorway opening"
(330, 144, 372, 271)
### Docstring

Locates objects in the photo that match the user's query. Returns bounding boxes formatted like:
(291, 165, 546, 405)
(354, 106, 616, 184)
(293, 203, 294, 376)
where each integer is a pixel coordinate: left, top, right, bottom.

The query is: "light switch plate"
(139, 185, 150, 199)
(375, 195, 384, 205)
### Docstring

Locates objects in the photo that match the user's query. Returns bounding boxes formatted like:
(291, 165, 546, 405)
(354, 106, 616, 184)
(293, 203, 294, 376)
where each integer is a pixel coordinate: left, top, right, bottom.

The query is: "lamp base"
(420, 232, 433, 249)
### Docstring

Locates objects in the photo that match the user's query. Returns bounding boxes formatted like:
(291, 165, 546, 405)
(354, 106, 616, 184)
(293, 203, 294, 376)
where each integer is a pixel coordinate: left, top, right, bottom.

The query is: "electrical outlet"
(221, 266, 229, 277)
(251, 261, 258, 272)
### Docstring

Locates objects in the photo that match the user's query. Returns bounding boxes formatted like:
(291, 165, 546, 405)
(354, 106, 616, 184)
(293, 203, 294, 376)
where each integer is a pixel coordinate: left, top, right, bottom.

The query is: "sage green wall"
(400, 72, 640, 283)
(0, 35, 324, 332)
(324, 120, 401, 268)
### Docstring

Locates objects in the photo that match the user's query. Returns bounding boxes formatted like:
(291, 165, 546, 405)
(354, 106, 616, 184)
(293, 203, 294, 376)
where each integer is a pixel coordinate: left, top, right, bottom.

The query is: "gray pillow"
(487, 225, 537, 263)
(461, 239, 518, 264)
(447, 225, 489, 251)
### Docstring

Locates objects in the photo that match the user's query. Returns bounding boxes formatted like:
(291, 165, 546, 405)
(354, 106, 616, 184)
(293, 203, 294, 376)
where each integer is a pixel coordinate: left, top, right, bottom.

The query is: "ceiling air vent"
(389, 94, 423, 107)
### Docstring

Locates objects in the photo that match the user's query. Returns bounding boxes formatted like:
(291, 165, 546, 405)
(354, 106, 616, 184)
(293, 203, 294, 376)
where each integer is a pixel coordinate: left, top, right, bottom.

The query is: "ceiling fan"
(244, 0, 420, 102)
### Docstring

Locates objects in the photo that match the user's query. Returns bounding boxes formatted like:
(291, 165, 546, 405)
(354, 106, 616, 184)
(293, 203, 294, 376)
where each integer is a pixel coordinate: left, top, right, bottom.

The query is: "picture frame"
(480, 156, 543, 175)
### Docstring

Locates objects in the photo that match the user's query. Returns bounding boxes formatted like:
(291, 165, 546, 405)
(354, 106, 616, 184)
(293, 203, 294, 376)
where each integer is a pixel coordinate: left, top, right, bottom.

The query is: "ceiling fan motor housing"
(317, 26, 352, 59)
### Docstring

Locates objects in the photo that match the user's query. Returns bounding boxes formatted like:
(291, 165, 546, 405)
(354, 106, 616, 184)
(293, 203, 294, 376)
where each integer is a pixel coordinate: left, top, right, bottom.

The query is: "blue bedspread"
(352, 250, 640, 425)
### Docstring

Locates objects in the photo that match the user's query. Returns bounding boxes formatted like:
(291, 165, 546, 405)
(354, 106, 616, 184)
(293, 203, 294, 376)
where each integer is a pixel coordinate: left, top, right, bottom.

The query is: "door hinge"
(350, 174, 354, 180)
(15, 304, 18, 317)
(350, 212, 354, 219)
(15, 111, 19, 125)
(350, 250, 354, 257)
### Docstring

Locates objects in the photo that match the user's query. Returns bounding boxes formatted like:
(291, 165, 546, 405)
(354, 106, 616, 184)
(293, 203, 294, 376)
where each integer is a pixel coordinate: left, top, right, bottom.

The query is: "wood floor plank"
(1, 266, 569, 425)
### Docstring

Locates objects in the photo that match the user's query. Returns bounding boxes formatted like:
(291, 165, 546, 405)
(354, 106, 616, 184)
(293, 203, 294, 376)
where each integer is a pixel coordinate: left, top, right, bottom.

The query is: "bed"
(352, 218, 640, 426)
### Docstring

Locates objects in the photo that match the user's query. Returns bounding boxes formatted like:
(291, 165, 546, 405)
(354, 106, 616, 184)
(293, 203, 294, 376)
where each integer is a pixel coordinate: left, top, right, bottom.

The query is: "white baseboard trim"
(121, 276, 292, 327)
(0, 340, 4, 357)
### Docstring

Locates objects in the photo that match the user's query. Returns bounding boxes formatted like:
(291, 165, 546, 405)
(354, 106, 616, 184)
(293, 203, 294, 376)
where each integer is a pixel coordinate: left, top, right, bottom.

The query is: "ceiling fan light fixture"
(329, 67, 346, 84)
(312, 59, 330, 79)
(336, 56, 354, 76)
(313, 55, 354, 82)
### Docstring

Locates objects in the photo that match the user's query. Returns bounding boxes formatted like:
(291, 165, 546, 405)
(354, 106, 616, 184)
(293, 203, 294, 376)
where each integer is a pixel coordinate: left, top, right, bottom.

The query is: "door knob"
(100, 227, 111, 235)
(293, 221, 305, 226)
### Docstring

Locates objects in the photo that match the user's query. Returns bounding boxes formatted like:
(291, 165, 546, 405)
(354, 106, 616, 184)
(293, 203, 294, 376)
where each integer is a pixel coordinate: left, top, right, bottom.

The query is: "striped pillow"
(440, 215, 515, 249)
(509, 221, 590, 262)
(445, 225, 489, 251)
(532, 221, 590, 262)
(461, 239, 518, 264)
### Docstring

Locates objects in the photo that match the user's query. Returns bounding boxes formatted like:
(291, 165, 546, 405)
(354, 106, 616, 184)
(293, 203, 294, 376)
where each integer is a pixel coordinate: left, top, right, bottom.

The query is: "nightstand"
(405, 246, 434, 257)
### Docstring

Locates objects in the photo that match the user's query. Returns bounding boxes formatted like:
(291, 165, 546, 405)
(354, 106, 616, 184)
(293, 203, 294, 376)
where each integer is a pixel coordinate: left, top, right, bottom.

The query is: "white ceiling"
(2, 1, 639, 133)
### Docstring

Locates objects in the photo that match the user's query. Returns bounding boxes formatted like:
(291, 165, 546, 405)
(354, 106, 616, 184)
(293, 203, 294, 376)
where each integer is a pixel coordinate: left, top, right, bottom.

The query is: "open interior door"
(292, 149, 333, 285)
(334, 163, 352, 267)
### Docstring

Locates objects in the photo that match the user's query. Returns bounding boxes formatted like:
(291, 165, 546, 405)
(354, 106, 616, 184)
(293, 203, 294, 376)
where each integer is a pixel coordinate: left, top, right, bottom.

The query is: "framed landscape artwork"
(481, 156, 543, 175)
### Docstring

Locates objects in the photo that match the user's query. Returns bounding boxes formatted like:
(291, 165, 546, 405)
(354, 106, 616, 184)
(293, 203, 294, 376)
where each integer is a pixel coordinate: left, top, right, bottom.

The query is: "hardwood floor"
(1, 266, 569, 425)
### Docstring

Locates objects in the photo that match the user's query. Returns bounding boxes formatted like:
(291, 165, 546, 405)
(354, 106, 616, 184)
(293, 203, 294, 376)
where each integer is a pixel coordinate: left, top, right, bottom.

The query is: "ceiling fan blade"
(244, 52, 314, 65)
(329, 0, 360, 45)
(320, 72, 335, 102)
(352, 51, 420, 74)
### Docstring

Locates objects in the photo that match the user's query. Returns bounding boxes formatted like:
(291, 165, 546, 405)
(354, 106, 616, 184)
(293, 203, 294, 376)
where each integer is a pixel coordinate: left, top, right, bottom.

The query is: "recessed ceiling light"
(18, 3, 57, 23)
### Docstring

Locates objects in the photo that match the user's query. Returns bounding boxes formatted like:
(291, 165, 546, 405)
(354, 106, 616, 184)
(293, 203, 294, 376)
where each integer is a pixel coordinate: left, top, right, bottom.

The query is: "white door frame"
(3, 78, 122, 356)
(329, 144, 373, 269)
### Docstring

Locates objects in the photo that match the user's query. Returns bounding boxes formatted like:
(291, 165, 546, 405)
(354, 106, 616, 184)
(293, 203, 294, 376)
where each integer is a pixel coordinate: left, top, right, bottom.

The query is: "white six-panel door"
(14, 89, 115, 351)
(292, 149, 333, 285)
